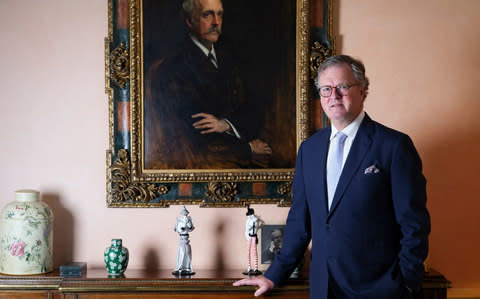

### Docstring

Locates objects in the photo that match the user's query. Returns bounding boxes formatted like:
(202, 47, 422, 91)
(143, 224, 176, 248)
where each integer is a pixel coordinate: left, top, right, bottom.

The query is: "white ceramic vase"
(0, 190, 54, 275)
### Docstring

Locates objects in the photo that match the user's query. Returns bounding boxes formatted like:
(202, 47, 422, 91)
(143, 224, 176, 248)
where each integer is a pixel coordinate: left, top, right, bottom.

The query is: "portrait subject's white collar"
(190, 35, 217, 61)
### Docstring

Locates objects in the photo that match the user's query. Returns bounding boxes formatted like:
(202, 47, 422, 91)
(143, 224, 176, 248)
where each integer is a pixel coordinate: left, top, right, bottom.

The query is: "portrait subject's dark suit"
(264, 114, 430, 299)
(145, 37, 261, 169)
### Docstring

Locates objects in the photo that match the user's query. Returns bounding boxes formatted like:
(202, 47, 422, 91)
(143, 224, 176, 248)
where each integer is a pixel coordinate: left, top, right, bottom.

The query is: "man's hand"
(269, 241, 276, 252)
(192, 113, 230, 134)
(248, 139, 272, 155)
(233, 275, 275, 297)
(248, 139, 272, 168)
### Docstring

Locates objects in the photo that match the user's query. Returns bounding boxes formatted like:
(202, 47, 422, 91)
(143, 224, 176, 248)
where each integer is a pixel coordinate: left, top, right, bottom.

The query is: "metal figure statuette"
(172, 206, 195, 276)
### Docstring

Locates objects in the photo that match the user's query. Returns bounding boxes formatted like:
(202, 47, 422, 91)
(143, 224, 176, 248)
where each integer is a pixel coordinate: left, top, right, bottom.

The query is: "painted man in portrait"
(262, 228, 283, 264)
(145, 0, 272, 169)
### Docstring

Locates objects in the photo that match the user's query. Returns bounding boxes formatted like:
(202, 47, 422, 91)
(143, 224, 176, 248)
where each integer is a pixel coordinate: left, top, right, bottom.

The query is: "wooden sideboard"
(0, 268, 450, 299)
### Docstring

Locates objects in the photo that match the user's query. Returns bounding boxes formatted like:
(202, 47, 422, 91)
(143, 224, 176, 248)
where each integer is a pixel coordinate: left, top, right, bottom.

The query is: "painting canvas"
(143, 0, 297, 170)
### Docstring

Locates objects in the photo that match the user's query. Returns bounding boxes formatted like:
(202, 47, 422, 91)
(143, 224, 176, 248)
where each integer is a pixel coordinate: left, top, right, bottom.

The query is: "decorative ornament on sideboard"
(173, 206, 195, 276)
(104, 239, 129, 277)
(0, 189, 54, 275)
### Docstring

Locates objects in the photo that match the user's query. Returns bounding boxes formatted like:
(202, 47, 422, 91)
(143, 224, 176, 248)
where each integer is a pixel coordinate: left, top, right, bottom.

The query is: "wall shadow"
(143, 247, 161, 275)
(213, 218, 227, 275)
(42, 192, 74, 268)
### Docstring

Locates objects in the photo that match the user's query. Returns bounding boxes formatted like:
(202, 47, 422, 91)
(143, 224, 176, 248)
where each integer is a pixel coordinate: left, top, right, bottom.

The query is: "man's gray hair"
(182, 0, 196, 23)
(316, 55, 370, 99)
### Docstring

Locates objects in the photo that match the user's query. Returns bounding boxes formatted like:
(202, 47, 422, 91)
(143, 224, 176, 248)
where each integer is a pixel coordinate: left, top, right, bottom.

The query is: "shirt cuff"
(224, 118, 241, 139)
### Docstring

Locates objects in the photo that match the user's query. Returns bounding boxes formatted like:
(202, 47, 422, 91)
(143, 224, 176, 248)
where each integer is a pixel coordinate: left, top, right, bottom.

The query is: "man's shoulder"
(294, 128, 329, 156)
(304, 127, 330, 144)
(161, 40, 193, 67)
(148, 39, 197, 79)
(368, 117, 411, 142)
(362, 117, 421, 156)
(299, 116, 411, 147)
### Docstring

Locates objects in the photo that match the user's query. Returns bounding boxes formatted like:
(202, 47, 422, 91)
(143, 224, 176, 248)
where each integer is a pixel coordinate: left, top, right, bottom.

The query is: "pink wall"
(0, 0, 479, 290)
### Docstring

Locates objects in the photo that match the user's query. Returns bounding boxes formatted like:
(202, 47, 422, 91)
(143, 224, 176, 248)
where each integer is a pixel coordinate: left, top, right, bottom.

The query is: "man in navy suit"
(234, 55, 430, 298)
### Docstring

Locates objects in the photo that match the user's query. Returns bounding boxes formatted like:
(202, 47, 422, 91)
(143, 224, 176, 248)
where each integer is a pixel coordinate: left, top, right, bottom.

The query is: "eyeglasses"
(317, 84, 359, 97)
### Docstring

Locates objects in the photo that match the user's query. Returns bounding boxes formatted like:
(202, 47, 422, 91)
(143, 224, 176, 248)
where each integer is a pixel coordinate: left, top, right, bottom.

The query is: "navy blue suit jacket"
(265, 114, 430, 299)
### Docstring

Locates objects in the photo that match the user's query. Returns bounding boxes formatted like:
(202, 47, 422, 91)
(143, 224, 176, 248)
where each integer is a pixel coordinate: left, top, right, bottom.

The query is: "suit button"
(326, 224, 332, 231)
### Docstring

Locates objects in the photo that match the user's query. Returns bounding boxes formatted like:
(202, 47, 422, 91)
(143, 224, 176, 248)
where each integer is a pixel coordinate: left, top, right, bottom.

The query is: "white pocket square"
(364, 164, 380, 174)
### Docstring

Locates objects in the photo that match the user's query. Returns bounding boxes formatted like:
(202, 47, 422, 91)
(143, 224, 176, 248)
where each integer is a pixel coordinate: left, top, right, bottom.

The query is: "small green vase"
(104, 239, 128, 277)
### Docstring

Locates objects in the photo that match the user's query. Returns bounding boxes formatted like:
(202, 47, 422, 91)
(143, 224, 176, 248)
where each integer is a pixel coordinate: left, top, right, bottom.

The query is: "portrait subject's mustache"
(206, 26, 221, 35)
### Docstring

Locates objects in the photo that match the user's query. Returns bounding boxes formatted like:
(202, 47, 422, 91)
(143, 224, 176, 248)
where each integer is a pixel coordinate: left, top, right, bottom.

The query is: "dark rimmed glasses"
(317, 84, 359, 97)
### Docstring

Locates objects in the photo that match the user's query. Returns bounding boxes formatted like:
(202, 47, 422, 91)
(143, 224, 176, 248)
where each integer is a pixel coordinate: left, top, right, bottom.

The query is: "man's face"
(272, 235, 282, 248)
(188, 0, 223, 49)
(271, 230, 283, 248)
(318, 63, 365, 130)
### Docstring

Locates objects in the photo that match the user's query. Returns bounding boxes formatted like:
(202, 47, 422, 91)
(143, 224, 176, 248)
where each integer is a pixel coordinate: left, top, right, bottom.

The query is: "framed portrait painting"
(105, 0, 334, 207)
(259, 224, 286, 271)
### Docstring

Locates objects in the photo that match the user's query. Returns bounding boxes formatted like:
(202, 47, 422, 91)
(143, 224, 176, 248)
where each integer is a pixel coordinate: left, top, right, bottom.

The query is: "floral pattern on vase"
(9, 240, 26, 256)
(104, 239, 129, 277)
(0, 190, 54, 275)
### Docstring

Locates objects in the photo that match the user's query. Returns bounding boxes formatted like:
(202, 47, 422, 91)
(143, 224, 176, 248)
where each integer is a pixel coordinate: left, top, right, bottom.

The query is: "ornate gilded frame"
(105, 0, 334, 207)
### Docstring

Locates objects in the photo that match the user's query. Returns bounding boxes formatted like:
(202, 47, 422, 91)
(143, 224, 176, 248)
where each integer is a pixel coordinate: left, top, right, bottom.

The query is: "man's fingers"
(193, 119, 212, 126)
(254, 285, 269, 297)
(199, 128, 215, 134)
(192, 113, 215, 122)
(193, 121, 216, 132)
(232, 279, 245, 286)
(232, 278, 258, 287)
(233, 277, 274, 297)
(192, 112, 208, 118)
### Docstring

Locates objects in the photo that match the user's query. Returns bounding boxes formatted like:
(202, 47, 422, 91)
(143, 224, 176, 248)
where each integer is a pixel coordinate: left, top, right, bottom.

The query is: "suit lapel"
(327, 115, 374, 217)
(315, 128, 331, 215)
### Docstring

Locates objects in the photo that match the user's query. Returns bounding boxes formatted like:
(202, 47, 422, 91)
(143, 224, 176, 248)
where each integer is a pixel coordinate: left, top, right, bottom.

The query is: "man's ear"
(359, 85, 366, 98)
(185, 17, 193, 29)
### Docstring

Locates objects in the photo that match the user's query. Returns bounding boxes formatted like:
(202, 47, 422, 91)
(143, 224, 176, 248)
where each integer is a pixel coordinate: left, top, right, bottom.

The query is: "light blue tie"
(327, 132, 347, 210)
